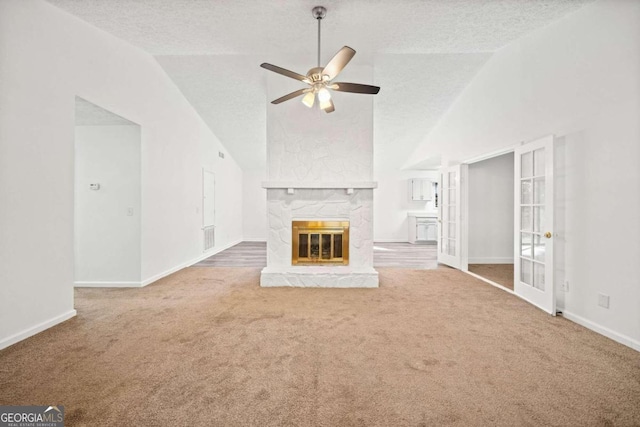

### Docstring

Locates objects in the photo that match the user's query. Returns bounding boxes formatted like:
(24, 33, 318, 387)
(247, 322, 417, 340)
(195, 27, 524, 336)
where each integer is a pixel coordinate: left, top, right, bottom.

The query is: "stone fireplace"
(260, 63, 378, 288)
(260, 184, 378, 288)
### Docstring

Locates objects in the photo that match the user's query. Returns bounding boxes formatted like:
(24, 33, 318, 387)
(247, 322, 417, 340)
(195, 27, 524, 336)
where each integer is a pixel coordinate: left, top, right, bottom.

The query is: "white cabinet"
(416, 220, 429, 241)
(411, 178, 432, 201)
(408, 214, 437, 243)
(426, 221, 437, 241)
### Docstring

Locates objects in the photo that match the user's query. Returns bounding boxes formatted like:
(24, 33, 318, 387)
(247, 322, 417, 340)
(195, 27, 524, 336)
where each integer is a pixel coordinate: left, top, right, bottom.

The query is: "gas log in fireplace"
(291, 221, 349, 265)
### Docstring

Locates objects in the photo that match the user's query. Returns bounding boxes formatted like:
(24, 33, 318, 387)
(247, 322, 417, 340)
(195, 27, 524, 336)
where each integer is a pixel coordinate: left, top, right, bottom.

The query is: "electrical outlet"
(126, 207, 134, 216)
(598, 293, 610, 309)
(561, 281, 569, 292)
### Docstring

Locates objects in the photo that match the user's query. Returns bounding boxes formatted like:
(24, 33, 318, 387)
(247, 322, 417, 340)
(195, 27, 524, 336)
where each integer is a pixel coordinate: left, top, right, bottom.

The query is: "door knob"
(544, 232, 552, 238)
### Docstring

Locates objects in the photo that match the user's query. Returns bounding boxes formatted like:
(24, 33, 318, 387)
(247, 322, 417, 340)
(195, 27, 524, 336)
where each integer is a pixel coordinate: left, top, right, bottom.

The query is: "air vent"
(203, 226, 215, 251)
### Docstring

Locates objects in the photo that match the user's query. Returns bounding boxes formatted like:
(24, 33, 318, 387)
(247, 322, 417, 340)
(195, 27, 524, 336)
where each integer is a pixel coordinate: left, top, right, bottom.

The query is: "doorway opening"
(74, 97, 142, 287)
(467, 152, 515, 291)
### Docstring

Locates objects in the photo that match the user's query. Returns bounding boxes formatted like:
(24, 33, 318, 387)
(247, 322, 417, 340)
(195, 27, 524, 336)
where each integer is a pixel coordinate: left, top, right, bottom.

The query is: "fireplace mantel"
(262, 181, 377, 191)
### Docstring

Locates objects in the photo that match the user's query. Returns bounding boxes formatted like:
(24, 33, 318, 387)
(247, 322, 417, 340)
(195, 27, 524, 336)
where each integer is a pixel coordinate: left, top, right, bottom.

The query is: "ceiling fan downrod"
(312, 6, 326, 68)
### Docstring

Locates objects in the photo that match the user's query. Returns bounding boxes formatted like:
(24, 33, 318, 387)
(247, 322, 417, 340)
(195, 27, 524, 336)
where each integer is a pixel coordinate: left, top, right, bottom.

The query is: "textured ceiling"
(49, 0, 593, 170)
(74, 97, 137, 126)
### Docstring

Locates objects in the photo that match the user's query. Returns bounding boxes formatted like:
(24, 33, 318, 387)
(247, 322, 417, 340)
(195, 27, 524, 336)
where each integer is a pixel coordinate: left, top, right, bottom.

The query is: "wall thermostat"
(89, 183, 100, 191)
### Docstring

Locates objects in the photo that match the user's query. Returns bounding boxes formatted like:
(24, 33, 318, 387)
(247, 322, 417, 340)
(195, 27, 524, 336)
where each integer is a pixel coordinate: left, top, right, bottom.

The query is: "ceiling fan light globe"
(318, 88, 331, 103)
(302, 92, 315, 108)
(320, 99, 332, 110)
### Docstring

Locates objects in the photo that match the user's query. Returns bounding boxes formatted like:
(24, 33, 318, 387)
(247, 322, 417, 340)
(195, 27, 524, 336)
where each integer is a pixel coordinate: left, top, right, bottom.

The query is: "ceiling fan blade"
(323, 99, 335, 113)
(322, 46, 356, 80)
(331, 82, 380, 95)
(271, 89, 309, 104)
(260, 63, 309, 82)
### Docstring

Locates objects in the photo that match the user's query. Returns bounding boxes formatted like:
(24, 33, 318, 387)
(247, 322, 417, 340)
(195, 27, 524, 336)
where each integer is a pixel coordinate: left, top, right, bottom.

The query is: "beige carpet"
(1, 267, 639, 426)
(468, 264, 514, 290)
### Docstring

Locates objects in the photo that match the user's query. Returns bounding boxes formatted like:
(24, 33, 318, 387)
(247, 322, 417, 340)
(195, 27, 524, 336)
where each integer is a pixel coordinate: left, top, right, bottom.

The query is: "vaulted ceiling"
(47, 0, 593, 171)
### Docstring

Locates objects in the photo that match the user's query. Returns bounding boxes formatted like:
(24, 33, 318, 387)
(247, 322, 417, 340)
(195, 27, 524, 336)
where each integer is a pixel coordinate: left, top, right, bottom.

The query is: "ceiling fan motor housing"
(312, 6, 326, 20)
(307, 67, 326, 83)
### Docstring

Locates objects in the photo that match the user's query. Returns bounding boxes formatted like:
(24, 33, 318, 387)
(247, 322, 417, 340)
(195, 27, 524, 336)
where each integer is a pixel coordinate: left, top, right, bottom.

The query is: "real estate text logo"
(0, 405, 64, 427)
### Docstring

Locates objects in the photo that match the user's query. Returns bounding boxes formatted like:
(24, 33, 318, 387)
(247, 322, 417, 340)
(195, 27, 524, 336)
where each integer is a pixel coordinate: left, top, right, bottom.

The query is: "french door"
(437, 164, 468, 271)
(514, 136, 555, 314)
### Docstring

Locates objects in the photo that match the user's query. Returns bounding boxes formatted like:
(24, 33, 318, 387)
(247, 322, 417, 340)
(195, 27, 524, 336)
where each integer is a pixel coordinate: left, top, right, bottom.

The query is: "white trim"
(74, 281, 143, 288)
(561, 311, 640, 352)
(373, 239, 409, 243)
(0, 309, 77, 350)
(468, 257, 514, 264)
(74, 239, 244, 289)
(463, 145, 516, 165)
(202, 168, 215, 228)
(407, 212, 438, 218)
(140, 238, 243, 287)
(463, 271, 640, 354)
(242, 237, 267, 242)
(464, 270, 515, 294)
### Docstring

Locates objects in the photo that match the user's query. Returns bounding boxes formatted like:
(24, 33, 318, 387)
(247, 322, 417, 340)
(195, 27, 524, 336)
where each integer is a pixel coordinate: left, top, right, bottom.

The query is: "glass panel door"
(437, 164, 468, 270)
(514, 135, 555, 314)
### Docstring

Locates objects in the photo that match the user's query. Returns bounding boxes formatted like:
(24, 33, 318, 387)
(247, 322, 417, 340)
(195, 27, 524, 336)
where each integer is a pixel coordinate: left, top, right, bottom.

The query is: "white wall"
(373, 169, 438, 242)
(266, 64, 373, 182)
(242, 169, 267, 241)
(468, 153, 514, 263)
(0, 0, 243, 349)
(74, 125, 141, 284)
(409, 0, 640, 349)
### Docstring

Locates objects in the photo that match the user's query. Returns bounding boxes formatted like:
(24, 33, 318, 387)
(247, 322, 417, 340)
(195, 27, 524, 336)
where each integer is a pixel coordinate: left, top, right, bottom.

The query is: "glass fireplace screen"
(291, 221, 349, 265)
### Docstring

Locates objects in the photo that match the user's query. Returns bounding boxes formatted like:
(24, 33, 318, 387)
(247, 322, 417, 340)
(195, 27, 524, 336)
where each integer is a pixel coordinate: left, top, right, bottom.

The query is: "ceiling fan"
(260, 6, 380, 114)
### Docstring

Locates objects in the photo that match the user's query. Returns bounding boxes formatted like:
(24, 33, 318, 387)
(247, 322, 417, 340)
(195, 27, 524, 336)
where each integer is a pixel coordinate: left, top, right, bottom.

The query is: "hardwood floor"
(373, 242, 437, 269)
(194, 242, 266, 267)
(194, 241, 438, 269)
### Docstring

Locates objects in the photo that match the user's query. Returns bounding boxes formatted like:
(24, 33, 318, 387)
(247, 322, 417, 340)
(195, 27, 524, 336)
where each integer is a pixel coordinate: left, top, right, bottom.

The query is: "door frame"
(460, 135, 557, 315)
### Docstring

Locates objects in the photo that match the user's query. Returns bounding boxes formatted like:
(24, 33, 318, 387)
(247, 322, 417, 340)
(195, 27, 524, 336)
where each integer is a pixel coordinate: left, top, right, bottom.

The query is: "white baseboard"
(75, 281, 143, 288)
(0, 309, 77, 351)
(468, 257, 514, 264)
(140, 238, 243, 287)
(242, 237, 266, 242)
(561, 310, 640, 352)
(464, 270, 639, 353)
(374, 239, 409, 243)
